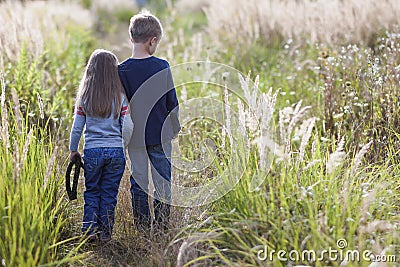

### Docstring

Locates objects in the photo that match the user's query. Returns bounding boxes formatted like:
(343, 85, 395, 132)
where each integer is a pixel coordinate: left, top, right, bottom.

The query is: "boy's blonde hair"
(129, 10, 163, 43)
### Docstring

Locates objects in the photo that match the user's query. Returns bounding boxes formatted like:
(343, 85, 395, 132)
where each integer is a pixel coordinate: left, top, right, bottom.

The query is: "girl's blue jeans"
(82, 147, 125, 239)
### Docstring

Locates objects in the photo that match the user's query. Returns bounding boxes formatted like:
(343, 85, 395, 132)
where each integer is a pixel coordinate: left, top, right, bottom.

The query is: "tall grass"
(0, 0, 92, 68)
(173, 73, 400, 266)
(0, 1, 95, 131)
(205, 0, 400, 48)
(0, 1, 96, 266)
(0, 78, 85, 266)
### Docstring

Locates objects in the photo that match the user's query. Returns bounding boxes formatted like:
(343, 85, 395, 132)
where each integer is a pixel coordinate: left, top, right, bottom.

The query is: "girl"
(69, 49, 133, 242)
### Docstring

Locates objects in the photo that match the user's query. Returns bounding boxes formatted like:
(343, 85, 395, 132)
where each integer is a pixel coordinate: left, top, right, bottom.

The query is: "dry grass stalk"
(37, 92, 44, 120)
(259, 88, 279, 133)
(237, 99, 246, 136)
(358, 187, 377, 225)
(44, 146, 58, 189)
(298, 117, 316, 163)
(21, 129, 33, 167)
(176, 231, 219, 267)
(238, 73, 258, 113)
(279, 101, 311, 156)
(351, 141, 373, 175)
(326, 137, 346, 174)
(303, 159, 321, 171)
(13, 128, 34, 186)
(0, 74, 10, 151)
(13, 135, 20, 186)
(238, 73, 282, 167)
(11, 89, 22, 135)
(222, 82, 230, 148)
(358, 220, 395, 234)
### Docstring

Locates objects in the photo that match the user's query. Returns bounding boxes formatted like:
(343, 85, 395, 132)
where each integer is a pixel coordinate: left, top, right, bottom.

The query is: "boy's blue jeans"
(128, 142, 172, 228)
(82, 147, 125, 238)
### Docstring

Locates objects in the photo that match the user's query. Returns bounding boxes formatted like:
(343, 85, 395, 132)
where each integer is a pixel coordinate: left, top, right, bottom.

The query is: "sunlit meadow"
(0, 0, 399, 266)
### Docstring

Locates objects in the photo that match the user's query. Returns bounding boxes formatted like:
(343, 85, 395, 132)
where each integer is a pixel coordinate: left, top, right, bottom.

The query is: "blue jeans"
(128, 142, 172, 228)
(82, 147, 125, 238)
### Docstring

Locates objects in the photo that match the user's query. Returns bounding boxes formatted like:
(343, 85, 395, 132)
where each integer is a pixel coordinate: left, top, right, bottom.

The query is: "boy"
(118, 10, 180, 230)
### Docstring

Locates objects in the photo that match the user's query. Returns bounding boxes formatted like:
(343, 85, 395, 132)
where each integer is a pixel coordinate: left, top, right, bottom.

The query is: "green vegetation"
(0, 0, 399, 266)
(0, 79, 87, 265)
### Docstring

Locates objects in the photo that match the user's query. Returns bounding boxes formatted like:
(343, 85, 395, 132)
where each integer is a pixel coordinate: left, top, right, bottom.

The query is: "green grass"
(0, 13, 94, 266)
(0, 86, 86, 266)
(178, 134, 399, 266)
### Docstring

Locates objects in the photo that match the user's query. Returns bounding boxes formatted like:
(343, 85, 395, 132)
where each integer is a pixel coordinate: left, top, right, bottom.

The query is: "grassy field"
(0, 0, 399, 266)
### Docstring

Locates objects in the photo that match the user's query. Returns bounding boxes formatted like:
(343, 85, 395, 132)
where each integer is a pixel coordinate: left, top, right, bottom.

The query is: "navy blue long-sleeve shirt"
(118, 56, 180, 147)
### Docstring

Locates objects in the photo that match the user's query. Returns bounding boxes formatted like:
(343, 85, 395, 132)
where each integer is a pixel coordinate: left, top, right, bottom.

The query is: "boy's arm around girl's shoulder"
(120, 96, 134, 147)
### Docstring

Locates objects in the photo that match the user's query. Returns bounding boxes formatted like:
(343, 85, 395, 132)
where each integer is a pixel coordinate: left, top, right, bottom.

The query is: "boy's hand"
(70, 151, 81, 162)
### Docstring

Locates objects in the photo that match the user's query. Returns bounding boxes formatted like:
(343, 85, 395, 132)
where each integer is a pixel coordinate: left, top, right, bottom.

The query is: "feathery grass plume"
(44, 146, 57, 189)
(238, 73, 279, 167)
(222, 82, 230, 148)
(37, 92, 44, 120)
(253, 134, 285, 163)
(238, 73, 260, 134)
(11, 89, 22, 135)
(279, 101, 311, 156)
(254, 89, 280, 168)
(238, 73, 257, 112)
(311, 133, 318, 158)
(176, 238, 194, 267)
(13, 128, 34, 187)
(176, 231, 220, 267)
(351, 141, 373, 175)
(358, 185, 378, 228)
(298, 117, 316, 163)
(180, 84, 187, 102)
(358, 220, 395, 235)
(279, 106, 293, 143)
(326, 137, 346, 174)
(13, 133, 20, 186)
(252, 87, 279, 170)
(237, 99, 246, 136)
(303, 159, 321, 171)
(21, 129, 33, 167)
(258, 88, 279, 133)
(252, 74, 260, 108)
(0, 75, 9, 151)
(287, 101, 310, 141)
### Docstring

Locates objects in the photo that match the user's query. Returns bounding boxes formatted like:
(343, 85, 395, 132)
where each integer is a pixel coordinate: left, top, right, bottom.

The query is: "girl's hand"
(70, 151, 81, 162)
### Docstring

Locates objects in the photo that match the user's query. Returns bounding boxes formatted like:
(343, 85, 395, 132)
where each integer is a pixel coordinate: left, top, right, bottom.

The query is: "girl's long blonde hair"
(76, 49, 124, 119)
